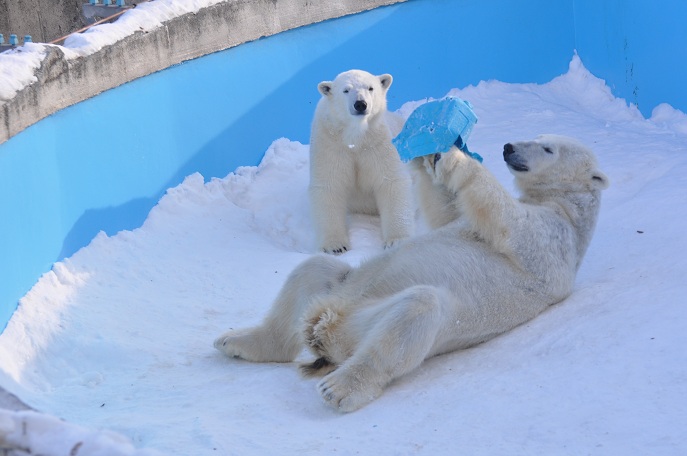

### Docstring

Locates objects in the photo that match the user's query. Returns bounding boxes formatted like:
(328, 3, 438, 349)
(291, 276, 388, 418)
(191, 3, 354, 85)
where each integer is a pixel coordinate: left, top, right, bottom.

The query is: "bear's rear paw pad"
(214, 329, 256, 358)
(304, 308, 337, 351)
(304, 307, 348, 360)
(213, 327, 286, 362)
(317, 368, 383, 413)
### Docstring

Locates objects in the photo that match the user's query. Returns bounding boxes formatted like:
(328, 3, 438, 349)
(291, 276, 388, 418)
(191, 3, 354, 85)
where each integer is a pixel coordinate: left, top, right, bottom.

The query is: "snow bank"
(0, 409, 163, 455)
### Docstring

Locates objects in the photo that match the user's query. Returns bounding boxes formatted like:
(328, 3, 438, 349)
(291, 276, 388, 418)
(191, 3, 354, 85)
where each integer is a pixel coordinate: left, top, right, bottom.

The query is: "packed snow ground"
(1, 56, 686, 455)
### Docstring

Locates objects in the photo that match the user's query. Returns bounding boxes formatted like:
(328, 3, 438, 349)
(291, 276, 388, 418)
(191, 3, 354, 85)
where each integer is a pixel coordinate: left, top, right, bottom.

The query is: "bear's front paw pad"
(433, 148, 471, 184)
(323, 244, 349, 255)
(383, 239, 402, 250)
(422, 153, 443, 176)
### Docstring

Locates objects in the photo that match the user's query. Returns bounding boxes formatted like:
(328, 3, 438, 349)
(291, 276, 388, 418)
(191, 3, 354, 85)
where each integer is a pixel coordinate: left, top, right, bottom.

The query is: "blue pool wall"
(573, 0, 687, 116)
(1, 0, 685, 330)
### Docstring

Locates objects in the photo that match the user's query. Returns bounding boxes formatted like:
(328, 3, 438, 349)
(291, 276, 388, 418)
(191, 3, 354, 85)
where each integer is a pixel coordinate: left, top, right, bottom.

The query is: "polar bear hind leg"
(300, 306, 348, 377)
(316, 285, 452, 412)
(214, 255, 351, 362)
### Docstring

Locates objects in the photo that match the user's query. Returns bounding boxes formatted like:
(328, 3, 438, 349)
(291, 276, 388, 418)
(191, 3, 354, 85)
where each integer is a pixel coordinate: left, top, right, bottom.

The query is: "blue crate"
(393, 96, 480, 162)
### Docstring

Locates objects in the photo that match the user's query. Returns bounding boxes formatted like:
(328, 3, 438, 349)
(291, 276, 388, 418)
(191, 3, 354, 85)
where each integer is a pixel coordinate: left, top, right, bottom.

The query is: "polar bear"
(214, 134, 609, 412)
(309, 69, 412, 254)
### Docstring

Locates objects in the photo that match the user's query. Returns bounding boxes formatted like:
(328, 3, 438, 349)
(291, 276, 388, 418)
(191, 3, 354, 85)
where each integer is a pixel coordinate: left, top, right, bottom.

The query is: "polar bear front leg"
(431, 148, 522, 253)
(316, 285, 448, 412)
(430, 148, 483, 192)
(411, 157, 461, 229)
(214, 255, 352, 362)
(375, 175, 413, 248)
(310, 183, 351, 254)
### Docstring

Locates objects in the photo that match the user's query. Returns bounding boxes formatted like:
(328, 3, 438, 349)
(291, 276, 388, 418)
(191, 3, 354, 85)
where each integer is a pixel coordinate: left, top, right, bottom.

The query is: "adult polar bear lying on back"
(215, 135, 609, 412)
(309, 69, 412, 254)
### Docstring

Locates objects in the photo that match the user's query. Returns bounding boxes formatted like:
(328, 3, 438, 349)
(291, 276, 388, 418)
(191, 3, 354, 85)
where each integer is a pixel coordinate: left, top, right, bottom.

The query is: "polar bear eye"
(544, 147, 554, 154)
(368, 87, 374, 92)
(343, 89, 349, 94)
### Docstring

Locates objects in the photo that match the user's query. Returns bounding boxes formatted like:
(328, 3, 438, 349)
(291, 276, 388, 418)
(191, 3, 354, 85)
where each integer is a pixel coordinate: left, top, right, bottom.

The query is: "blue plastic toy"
(393, 96, 482, 163)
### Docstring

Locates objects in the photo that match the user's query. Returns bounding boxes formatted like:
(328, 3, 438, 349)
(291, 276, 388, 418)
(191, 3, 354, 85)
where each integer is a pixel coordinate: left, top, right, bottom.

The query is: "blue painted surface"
(573, 0, 687, 117)
(1, 0, 684, 330)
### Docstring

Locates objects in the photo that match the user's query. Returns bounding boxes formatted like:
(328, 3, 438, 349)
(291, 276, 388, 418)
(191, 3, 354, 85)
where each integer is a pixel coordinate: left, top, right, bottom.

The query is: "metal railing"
(1, 1, 147, 51)
(0, 34, 32, 51)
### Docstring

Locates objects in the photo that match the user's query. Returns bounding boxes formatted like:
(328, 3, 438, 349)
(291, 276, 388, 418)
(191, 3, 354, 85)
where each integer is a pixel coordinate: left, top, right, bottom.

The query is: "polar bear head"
(503, 134, 609, 193)
(317, 70, 393, 122)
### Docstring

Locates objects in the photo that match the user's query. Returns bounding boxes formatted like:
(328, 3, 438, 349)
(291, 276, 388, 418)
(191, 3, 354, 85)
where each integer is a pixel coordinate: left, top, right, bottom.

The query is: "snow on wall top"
(0, 0, 228, 104)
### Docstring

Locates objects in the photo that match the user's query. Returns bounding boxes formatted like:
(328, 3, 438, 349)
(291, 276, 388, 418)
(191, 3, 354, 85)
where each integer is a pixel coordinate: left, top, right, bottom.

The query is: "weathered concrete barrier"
(0, 0, 404, 145)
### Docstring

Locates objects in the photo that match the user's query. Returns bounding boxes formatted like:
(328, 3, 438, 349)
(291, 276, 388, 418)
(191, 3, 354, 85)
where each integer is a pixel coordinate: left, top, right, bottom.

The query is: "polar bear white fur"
(214, 134, 609, 412)
(309, 69, 412, 254)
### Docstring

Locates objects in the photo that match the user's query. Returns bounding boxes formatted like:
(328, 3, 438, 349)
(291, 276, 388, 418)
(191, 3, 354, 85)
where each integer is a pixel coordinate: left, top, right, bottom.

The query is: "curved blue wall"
(574, 0, 687, 116)
(1, 0, 685, 330)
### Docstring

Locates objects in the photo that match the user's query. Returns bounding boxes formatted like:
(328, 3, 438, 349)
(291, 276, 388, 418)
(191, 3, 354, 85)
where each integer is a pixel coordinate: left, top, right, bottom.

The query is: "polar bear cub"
(309, 69, 412, 254)
(215, 134, 609, 412)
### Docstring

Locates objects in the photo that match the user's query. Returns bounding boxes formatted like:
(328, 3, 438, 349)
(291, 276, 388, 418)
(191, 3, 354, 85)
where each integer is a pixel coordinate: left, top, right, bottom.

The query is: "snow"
(0, 0, 226, 103)
(0, 410, 161, 455)
(0, 43, 48, 103)
(1, 55, 687, 455)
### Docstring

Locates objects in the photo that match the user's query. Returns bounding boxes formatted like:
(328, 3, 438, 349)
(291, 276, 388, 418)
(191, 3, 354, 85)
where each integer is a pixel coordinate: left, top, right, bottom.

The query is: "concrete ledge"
(0, 0, 405, 145)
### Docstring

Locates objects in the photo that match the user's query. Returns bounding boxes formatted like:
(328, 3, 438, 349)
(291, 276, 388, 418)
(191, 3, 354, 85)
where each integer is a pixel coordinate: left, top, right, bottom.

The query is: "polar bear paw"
(433, 148, 462, 175)
(303, 308, 344, 358)
(421, 153, 442, 175)
(322, 243, 349, 255)
(383, 238, 403, 250)
(214, 328, 262, 360)
(432, 147, 476, 191)
(214, 327, 292, 363)
(317, 366, 383, 412)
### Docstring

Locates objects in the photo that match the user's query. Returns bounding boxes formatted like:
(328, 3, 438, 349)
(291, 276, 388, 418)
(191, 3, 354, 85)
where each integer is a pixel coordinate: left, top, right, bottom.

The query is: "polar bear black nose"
(503, 143, 515, 158)
(354, 100, 367, 113)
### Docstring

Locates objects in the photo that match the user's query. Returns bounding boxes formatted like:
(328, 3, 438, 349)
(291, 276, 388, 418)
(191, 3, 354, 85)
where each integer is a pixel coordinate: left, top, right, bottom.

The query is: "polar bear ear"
(379, 74, 393, 91)
(318, 81, 333, 97)
(591, 169, 610, 189)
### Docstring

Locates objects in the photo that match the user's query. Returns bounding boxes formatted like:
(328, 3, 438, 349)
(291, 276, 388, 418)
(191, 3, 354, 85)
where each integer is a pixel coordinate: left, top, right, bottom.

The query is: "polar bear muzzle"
(503, 143, 529, 172)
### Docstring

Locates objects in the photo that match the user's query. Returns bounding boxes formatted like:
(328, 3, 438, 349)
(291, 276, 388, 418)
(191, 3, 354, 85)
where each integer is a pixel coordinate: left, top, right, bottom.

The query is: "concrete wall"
(0, 0, 83, 43)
